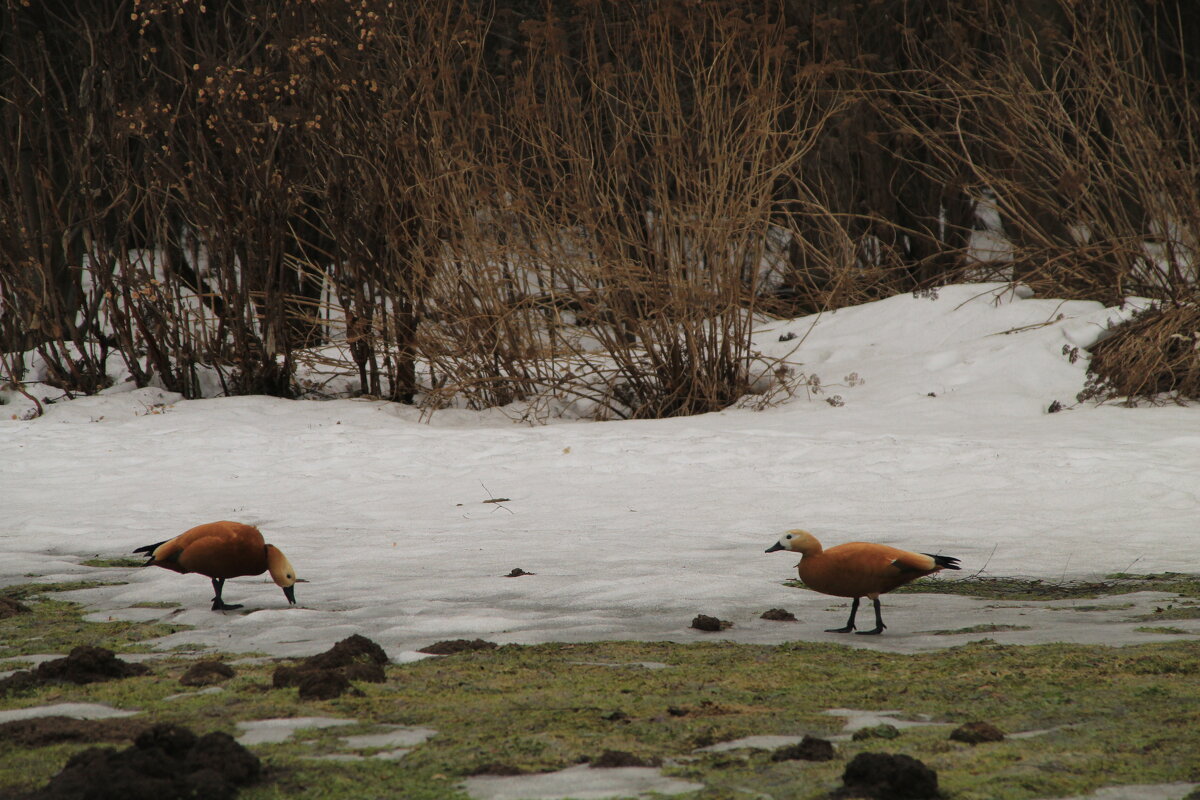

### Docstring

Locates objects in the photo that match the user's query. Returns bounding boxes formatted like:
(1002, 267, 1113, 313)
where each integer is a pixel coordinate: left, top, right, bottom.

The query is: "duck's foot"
(212, 599, 243, 611)
(855, 625, 886, 635)
(824, 625, 856, 633)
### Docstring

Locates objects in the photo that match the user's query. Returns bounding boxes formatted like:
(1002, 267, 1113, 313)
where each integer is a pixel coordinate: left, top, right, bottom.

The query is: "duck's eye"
(785, 534, 793, 540)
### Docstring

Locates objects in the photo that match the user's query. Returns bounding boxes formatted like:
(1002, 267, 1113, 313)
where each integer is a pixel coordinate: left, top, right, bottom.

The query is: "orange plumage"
(766, 529, 959, 634)
(134, 521, 298, 611)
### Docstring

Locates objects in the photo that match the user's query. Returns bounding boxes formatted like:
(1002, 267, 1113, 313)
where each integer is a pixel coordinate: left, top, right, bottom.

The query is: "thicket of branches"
(2, 0, 1198, 416)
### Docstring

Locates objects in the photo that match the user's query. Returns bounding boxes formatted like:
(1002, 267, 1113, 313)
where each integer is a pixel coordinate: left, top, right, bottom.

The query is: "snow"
(1054, 786, 1199, 800)
(0, 703, 139, 724)
(235, 717, 355, 746)
(2, 284, 1198, 661)
(461, 765, 703, 800)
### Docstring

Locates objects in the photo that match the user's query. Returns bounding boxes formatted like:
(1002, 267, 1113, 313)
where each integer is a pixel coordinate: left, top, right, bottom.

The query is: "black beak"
(283, 585, 296, 605)
(765, 542, 784, 553)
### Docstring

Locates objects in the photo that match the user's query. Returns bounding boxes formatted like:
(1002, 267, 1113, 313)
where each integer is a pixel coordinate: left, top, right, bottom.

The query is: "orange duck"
(135, 521, 299, 611)
(766, 529, 959, 634)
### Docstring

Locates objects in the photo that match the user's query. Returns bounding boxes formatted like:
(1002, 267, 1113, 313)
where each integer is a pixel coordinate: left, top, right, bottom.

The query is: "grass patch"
(922, 624, 1032, 636)
(879, 572, 1200, 601)
(1, 580, 125, 602)
(3, 579, 1200, 799)
(0, 581, 189, 658)
(1134, 626, 1192, 635)
(1131, 605, 1200, 622)
(0, 639, 1197, 799)
(80, 557, 146, 568)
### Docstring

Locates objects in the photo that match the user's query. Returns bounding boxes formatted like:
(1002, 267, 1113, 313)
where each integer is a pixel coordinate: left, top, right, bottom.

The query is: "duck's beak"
(765, 541, 785, 553)
(283, 585, 297, 605)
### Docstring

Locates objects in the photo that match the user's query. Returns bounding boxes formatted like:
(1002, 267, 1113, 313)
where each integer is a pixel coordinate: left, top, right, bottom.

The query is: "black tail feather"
(133, 540, 167, 561)
(924, 553, 962, 570)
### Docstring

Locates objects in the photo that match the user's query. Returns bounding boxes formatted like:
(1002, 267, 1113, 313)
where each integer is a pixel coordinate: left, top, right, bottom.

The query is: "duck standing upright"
(766, 529, 959, 634)
(135, 521, 299, 610)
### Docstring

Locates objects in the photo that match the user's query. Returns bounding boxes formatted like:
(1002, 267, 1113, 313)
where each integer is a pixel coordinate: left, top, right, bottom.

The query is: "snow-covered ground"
(2, 284, 1197, 660)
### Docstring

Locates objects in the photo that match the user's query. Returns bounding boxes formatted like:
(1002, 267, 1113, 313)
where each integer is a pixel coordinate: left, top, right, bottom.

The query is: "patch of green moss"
(3, 637, 1200, 799)
(2, 580, 124, 601)
(1104, 572, 1200, 596)
(81, 557, 145, 568)
(1049, 603, 1136, 612)
(1131, 605, 1200, 622)
(923, 624, 1032, 636)
(1134, 626, 1192, 635)
(0, 581, 188, 658)
(3, 579, 1200, 800)
(885, 572, 1200, 601)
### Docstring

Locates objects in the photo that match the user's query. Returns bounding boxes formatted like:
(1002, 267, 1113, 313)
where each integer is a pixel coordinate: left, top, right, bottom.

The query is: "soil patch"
(0, 597, 31, 619)
(0, 716, 147, 747)
(0, 646, 149, 696)
(272, 634, 388, 699)
(837, 752, 939, 799)
(690, 614, 732, 632)
(761, 608, 797, 622)
(179, 661, 234, 687)
(950, 721, 1006, 744)
(590, 749, 658, 768)
(417, 639, 499, 655)
(28, 723, 261, 800)
(771, 735, 836, 762)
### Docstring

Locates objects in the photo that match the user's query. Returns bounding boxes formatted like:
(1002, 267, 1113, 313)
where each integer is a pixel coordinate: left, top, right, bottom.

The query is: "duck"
(134, 521, 299, 611)
(765, 529, 959, 634)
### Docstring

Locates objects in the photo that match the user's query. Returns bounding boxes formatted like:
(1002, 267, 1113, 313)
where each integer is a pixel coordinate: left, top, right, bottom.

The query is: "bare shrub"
(3, 0, 1197, 414)
(476, 1, 842, 418)
(1082, 304, 1200, 403)
(876, 1, 1200, 305)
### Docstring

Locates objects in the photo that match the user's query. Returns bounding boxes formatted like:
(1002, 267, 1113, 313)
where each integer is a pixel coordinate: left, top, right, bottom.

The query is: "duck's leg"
(210, 578, 243, 611)
(855, 598, 887, 635)
(825, 597, 860, 633)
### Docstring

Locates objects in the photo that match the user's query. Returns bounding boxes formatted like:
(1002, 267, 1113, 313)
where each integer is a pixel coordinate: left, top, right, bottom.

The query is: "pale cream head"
(265, 544, 298, 600)
(766, 529, 822, 555)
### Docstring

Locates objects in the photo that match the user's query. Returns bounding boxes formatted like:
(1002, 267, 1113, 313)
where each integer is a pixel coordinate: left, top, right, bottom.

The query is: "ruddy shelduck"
(134, 521, 299, 611)
(765, 529, 960, 634)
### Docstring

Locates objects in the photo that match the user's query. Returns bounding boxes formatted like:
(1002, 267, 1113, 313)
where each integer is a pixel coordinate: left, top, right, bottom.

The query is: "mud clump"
(0, 646, 150, 697)
(0, 670, 40, 696)
(690, 614, 732, 632)
(0, 596, 31, 618)
(180, 661, 235, 687)
(38, 646, 150, 684)
(771, 735, 835, 762)
(417, 639, 499, 655)
(950, 721, 1005, 744)
(302, 633, 388, 670)
(28, 723, 261, 800)
(294, 669, 353, 701)
(468, 763, 527, 776)
(590, 750, 658, 768)
(272, 634, 388, 700)
(0, 717, 147, 747)
(836, 752, 939, 799)
(761, 608, 797, 621)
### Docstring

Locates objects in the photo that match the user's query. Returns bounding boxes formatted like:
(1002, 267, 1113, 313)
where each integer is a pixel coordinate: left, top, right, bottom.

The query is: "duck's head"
(265, 544, 298, 605)
(765, 529, 821, 555)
